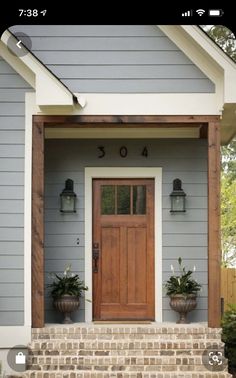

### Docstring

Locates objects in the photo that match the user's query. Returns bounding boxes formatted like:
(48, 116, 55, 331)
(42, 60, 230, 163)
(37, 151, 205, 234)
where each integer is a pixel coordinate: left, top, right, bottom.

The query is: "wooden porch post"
(208, 120, 221, 327)
(32, 121, 45, 327)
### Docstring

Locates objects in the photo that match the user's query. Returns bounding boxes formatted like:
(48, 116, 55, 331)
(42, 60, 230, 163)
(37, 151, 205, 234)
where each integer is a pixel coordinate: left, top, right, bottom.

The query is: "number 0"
(120, 146, 128, 158)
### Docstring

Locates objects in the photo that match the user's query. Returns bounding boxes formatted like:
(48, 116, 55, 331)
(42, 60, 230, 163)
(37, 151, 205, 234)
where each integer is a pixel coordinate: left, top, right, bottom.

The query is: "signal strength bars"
(182, 10, 192, 17)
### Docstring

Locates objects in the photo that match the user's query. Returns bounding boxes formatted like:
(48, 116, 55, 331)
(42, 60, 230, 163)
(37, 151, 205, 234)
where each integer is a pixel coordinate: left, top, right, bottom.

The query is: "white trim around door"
(84, 167, 162, 322)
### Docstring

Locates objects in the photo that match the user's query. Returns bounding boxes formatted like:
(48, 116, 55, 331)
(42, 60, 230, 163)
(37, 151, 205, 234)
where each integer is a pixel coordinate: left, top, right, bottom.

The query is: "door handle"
(93, 242, 99, 273)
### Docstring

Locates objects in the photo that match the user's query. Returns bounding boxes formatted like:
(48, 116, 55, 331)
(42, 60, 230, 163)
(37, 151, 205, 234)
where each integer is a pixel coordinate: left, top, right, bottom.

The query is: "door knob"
(93, 242, 99, 273)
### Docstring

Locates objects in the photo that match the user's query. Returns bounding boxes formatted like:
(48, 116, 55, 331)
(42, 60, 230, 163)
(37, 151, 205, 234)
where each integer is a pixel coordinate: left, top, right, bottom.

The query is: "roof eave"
(1, 30, 86, 108)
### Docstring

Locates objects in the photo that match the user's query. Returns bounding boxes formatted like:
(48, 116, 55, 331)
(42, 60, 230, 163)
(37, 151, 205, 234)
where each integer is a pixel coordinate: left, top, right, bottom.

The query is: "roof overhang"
(0, 30, 86, 108)
(159, 25, 236, 144)
(1, 25, 236, 144)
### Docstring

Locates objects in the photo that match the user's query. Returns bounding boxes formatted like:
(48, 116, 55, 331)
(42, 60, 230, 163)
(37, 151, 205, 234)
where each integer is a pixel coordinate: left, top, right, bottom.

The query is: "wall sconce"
(60, 179, 77, 213)
(170, 178, 186, 213)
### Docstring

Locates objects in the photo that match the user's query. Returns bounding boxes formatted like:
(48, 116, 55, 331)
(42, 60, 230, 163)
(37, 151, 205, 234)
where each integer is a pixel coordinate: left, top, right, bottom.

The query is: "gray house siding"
(45, 139, 208, 323)
(0, 58, 32, 325)
(9, 25, 215, 93)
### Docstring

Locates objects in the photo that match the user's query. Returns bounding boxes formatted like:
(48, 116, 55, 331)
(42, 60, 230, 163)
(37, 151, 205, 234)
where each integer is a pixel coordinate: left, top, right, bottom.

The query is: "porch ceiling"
(45, 127, 200, 139)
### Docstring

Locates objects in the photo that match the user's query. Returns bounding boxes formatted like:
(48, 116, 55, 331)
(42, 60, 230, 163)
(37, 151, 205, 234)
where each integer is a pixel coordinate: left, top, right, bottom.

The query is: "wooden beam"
(200, 124, 208, 139)
(33, 115, 219, 125)
(45, 123, 204, 129)
(208, 120, 221, 328)
(32, 122, 45, 328)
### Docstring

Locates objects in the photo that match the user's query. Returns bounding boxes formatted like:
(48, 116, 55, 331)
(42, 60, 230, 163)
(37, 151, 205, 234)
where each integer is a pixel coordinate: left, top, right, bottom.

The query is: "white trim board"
(24, 93, 38, 328)
(43, 93, 221, 116)
(84, 167, 162, 322)
(0, 326, 31, 348)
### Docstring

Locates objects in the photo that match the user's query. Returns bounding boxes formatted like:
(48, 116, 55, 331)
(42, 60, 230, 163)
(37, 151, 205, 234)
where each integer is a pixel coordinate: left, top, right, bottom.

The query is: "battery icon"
(209, 9, 223, 16)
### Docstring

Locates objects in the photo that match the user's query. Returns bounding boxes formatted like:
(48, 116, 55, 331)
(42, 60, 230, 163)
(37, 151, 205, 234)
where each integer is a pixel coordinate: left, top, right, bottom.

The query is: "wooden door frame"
(32, 115, 221, 327)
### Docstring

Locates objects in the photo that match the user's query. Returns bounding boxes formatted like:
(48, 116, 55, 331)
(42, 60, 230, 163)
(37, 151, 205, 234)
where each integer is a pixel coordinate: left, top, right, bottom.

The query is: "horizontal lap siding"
(9, 25, 214, 93)
(45, 139, 208, 323)
(0, 58, 32, 326)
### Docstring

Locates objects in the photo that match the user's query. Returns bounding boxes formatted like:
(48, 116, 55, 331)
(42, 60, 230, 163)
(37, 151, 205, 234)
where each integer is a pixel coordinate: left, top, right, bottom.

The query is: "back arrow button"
(16, 40, 22, 49)
(7, 32, 32, 57)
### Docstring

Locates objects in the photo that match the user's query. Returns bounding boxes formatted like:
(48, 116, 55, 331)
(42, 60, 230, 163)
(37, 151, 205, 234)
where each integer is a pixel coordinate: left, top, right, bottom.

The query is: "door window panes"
(133, 185, 146, 214)
(101, 185, 115, 215)
(101, 184, 146, 215)
(117, 186, 130, 214)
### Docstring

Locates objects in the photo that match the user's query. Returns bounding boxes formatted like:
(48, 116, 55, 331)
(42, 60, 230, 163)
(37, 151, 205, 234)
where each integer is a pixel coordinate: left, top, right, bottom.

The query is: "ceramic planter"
(169, 294, 197, 323)
(54, 294, 80, 324)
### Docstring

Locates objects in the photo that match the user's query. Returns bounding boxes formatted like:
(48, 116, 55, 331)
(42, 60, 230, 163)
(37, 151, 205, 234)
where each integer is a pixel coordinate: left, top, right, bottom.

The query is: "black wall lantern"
(60, 179, 77, 213)
(170, 178, 186, 213)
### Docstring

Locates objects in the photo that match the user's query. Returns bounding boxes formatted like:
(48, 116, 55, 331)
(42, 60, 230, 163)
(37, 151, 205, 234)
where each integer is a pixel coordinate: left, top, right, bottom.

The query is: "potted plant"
(164, 257, 202, 323)
(221, 304, 236, 377)
(48, 265, 88, 324)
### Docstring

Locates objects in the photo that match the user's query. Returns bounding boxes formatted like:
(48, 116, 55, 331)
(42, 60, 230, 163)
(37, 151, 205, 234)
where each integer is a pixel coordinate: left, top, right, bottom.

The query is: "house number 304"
(98, 146, 148, 158)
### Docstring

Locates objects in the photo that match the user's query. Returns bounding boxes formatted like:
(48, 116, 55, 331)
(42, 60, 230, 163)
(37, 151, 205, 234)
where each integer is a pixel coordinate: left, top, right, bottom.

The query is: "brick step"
(29, 349, 223, 358)
(28, 349, 221, 358)
(31, 334, 221, 344)
(22, 371, 232, 378)
(26, 326, 229, 377)
(29, 339, 224, 352)
(32, 326, 222, 334)
(27, 355, 205, 364)
(31, 333, 222, 342)
(32, 329, 222, 339)
(32, 327, 221, 336)
(27, 354, 222, 366)
(29, 352, 215, 360)
(26, 363, 229, 372)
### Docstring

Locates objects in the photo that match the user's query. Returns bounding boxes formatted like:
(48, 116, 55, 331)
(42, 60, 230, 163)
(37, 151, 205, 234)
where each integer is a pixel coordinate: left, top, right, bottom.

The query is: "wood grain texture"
(208, 120, 221, 328)
(127, 228, 147, 304)
(221, 268, 236, 311)
(32, 122, 45, 327)
(33, 115, 219, 126)
(93, 179, 154, 320)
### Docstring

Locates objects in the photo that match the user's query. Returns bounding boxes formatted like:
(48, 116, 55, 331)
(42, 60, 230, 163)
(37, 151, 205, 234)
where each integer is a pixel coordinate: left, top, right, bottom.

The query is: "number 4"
(142, 147, 148, 157)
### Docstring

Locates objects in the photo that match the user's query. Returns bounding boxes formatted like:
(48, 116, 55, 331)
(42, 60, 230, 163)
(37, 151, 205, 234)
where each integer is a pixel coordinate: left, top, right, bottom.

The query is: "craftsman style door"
(92, 179, 154, 320)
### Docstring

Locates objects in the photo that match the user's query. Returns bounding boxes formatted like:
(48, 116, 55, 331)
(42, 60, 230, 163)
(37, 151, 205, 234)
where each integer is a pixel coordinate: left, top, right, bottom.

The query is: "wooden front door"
(92, 179, 155, 320)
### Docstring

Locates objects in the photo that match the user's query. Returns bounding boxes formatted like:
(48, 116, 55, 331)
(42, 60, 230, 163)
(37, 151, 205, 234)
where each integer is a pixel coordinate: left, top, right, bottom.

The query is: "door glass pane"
(117, 186, 130, 214)
(133, 185, 146, 214)
(101, 185, 115, 214)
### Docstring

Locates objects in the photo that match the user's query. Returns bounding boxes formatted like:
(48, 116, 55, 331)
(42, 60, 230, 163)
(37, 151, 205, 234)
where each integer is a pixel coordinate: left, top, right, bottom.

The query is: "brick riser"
(21, 325, 232, 378)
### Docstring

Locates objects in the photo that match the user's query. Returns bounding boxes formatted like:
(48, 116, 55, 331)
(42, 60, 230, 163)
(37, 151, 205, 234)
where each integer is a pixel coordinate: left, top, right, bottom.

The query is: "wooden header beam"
(33, 114, 220, 125)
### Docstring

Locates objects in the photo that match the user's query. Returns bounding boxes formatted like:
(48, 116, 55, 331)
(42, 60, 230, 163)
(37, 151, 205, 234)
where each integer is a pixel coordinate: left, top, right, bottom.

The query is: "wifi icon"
(196, 9, 205, 16)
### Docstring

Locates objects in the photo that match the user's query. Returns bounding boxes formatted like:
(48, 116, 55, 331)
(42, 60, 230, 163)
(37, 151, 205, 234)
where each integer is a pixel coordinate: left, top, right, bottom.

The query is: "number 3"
(98, 146, 105, 158)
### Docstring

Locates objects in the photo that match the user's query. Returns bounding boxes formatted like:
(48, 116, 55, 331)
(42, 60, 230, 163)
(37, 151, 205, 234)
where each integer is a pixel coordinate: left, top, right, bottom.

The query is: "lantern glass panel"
(171, 195, 185, 212)
(60, 194, 76, 212)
